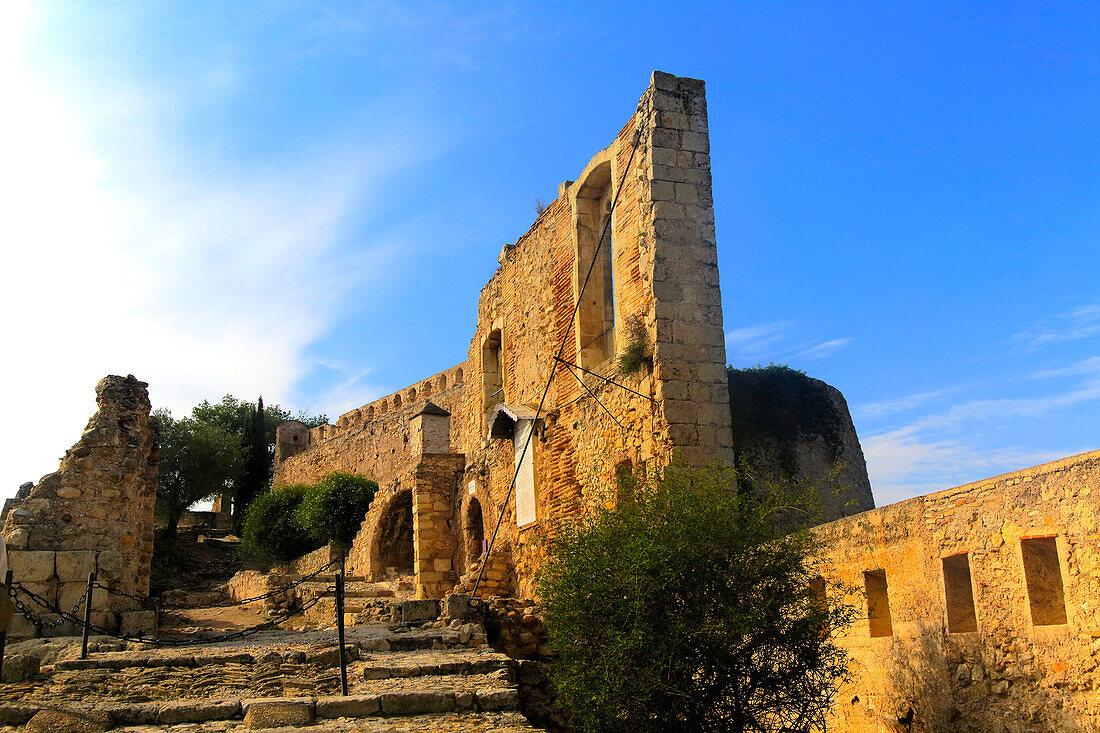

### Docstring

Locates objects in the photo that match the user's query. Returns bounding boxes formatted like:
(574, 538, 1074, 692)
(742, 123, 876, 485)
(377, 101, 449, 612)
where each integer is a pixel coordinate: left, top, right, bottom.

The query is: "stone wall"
(727, 368, 874, 521)
(2, 375, 158, 636)
(273, 72, 864, 602)
(815, 449, 1100, 732)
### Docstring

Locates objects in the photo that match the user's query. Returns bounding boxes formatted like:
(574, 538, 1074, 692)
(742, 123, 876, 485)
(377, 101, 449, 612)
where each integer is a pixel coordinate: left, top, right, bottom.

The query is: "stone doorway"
(464, 497, 485, 569)
(376, 491, 414, 577)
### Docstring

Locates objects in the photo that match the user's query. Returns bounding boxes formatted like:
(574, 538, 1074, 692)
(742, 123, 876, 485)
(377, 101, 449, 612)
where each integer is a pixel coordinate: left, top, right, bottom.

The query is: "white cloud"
(1012, 303, 1100, 351)
(864, 427, 1081, 507)
(854, 388, 952, 420)
(861, 357, 1100, 505)
(0, 3, 439, 495)
(724, 321, 792, 358)
(790, 337, 854, 360)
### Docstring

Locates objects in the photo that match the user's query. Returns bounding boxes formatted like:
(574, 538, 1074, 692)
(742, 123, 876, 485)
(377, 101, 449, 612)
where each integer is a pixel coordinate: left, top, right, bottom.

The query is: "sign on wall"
(514, 420, 536, 527)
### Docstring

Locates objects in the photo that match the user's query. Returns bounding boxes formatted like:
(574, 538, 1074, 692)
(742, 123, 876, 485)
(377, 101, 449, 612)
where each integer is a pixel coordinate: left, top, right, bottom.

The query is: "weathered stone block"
(396, 599, 440, 623)
(157, 700, 240, 725)
(9, 551, 54, 582)
(1, 653, 40, 682)
(119, 610, 156, 636)
(242, 698, 314, 729)
(315, 695, 380, 718)
(95, 551, 123, 580)
(5, 527, 29, 549)
(476, 688, 520, 711)
(380, 691, 454, 715)
(26, 709, 110, 733)
(54, 551, 96, 582)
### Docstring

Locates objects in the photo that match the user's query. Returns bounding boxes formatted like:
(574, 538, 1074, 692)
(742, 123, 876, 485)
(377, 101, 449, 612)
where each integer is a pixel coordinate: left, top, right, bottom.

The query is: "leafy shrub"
(241, 485, 321, 562)
(296, 471, 378, 546)
(538, 464, 854, 733)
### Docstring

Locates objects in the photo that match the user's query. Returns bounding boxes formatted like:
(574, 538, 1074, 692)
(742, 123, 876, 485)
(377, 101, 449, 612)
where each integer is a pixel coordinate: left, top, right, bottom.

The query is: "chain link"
(8, 583, 90, 629)
(92, 558, 340, 608)
(7, 579, 332, 647)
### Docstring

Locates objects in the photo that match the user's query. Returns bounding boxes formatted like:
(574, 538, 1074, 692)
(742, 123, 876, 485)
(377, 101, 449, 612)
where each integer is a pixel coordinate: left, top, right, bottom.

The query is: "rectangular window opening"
(1021, 537, 1068, 626)
(942, 553, 978, 633)
(864, 569, 893, 638)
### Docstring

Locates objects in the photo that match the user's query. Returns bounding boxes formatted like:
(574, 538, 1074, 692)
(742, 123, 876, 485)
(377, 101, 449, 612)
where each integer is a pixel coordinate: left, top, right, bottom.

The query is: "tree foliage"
(154, 409, 242, 535)
(296, 472, 378, 546)
(189, 394, 326, 529)
(240, 485, 320, 562)
(241, 472, 379, 562)
(537, 465, 855, 733)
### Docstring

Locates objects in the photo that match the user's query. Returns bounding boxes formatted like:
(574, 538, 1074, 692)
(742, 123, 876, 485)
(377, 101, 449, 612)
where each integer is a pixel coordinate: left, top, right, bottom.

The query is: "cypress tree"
(233, 397, 270, 533)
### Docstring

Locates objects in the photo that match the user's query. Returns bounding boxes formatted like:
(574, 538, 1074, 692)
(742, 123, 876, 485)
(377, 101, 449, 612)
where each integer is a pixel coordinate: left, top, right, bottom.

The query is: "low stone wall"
(815, 449, 1100, 732)
(274, 543, 343, 577)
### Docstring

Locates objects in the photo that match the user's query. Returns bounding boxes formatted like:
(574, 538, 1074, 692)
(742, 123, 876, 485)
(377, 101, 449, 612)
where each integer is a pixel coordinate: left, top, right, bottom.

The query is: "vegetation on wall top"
(726, 363, 843, 477)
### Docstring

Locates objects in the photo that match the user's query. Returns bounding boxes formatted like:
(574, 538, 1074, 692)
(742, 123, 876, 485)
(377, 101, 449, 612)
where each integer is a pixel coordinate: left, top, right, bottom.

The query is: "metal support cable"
(553, 356, 657, 403)
(562, 361, 624, 430)
(472, 126, 644, 598)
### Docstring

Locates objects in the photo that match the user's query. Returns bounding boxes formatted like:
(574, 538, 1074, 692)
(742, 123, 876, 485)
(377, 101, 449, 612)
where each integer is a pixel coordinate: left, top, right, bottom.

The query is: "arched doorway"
(464, 497, 485, 566)
(376, 491, 414, 576)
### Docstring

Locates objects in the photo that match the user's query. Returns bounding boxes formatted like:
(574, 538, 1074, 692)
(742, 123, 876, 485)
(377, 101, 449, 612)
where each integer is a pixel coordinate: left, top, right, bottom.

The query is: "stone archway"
(464, 497, 485, 568)
(375, 491, 414, 577)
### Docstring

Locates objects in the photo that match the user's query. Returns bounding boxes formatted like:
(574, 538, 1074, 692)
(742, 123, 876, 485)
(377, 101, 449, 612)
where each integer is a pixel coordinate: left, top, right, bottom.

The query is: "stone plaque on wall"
(514, 420, 536, 527)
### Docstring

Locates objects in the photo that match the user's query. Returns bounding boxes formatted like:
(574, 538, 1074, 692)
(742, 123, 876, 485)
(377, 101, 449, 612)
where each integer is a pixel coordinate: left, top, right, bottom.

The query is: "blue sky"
(3, 1, 1097, 506)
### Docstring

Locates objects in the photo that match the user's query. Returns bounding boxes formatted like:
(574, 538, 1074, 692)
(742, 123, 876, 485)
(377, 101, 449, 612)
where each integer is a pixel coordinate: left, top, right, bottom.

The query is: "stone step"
(1, 687, 525, 728)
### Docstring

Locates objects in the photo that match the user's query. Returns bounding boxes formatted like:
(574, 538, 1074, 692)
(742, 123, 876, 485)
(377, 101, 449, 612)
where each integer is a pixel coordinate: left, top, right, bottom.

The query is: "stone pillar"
(411, 455, 464, 599)
(645, 72, 735, 467)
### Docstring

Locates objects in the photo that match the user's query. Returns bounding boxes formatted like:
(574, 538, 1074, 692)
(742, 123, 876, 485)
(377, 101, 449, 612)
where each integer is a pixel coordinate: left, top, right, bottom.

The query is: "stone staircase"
(1, 622, 540, 732)
(451, 554, 512, 599)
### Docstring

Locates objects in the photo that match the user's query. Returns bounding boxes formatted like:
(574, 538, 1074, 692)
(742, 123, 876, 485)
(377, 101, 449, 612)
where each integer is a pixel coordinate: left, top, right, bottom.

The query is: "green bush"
(538, 465, 855, 733)
(241, 485, 321, 562)
(296, 471, 378, 546)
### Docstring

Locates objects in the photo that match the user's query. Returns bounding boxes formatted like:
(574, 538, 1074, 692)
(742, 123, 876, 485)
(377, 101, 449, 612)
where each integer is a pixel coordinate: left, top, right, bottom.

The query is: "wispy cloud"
(1012, 304, 1100, 351)
(862, 356, 1100, 504)
(0, 3, 444, 493)
(854, 388, 953, 420)
(724, 321, 792, 358)
(725, 321, 852, 364)
(790, 337, 854, 360)
(863, 427, 1078, 506)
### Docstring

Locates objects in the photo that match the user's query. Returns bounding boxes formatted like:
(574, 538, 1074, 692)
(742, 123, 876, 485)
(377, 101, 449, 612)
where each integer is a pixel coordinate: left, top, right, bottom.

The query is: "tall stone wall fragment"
(3, 375, 158, 636)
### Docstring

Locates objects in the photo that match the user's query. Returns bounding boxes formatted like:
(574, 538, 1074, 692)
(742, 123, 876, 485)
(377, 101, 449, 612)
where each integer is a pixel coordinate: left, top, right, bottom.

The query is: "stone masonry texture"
(3, 375, 158, 636)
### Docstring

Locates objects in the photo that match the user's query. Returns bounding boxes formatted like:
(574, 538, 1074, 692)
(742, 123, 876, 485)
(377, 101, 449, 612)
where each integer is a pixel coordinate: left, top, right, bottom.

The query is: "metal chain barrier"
(7, 578, 333, 647)
(9, 583, 90, 629)
(91, 558, 340, 609)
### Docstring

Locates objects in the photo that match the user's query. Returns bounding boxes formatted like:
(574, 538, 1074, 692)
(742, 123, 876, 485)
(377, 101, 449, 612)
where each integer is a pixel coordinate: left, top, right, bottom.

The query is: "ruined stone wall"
(815, 450, 1100, 732)
(2, 375, 159, 636)
(274, 72, 747, 599)
(727, 369, 874, 521)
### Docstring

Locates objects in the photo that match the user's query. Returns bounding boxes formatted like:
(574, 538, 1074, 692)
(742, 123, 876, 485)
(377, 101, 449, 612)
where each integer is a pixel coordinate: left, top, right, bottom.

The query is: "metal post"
(336, 557, 348, 696)
(80, 571, 96, 660)
(0, 569, 13, 680)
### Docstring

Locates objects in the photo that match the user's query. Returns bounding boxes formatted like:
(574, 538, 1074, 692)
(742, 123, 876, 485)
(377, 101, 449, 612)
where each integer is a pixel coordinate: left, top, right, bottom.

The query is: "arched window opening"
(421, 382, 432, 398)
(482, 330, 504, 425)
(407, 387, 417, 402)
(393, 394, 402, 409)
(365, 406, 375, 422)
(377, 492, 414, 577)
(455, 368, 464, 385)
(464, 497, 486, 565)
(439, 374, 448, 391)
(574, 159, 617, 369)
